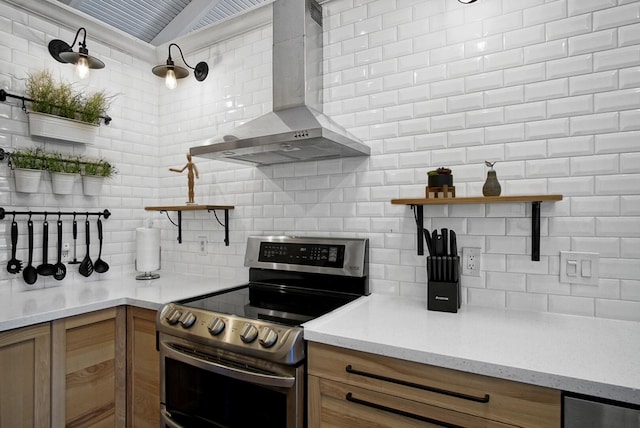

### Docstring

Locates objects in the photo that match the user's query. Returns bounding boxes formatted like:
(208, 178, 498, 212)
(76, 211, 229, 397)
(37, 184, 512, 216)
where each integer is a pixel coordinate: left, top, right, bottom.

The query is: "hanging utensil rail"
(0, 208, 111, 220)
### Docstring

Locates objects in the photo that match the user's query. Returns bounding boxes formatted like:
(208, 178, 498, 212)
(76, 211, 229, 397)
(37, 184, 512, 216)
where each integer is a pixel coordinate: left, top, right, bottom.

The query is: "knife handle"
(450, 230, 458, 256)
(441, 228, 448, 255)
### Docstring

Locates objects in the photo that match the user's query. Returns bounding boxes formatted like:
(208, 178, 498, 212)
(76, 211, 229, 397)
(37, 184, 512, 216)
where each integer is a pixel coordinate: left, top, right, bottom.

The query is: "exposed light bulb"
(76, 56, 90, 79)
(165, 69, 177, 90)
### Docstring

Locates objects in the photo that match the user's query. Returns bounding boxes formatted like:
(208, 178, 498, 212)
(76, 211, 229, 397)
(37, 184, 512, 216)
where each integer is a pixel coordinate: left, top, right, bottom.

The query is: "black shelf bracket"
(159, 208, 230, 246)
(411, 202, 545, 261)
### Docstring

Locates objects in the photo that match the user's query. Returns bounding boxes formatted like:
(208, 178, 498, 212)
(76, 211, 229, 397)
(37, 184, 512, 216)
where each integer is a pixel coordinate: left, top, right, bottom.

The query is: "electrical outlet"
(462, 247, 481, 277)
(62, 243, 70, 262)
(198, 236, 208, 256)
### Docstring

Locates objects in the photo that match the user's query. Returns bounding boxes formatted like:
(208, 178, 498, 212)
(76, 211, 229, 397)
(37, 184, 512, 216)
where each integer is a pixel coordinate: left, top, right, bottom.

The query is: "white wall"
(1, 0, 639, 321)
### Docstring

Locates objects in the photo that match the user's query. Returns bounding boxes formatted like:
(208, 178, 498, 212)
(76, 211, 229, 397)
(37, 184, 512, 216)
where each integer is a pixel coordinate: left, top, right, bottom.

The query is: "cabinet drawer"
(308, 343, 560, 428)
(309, 375, 514, 428)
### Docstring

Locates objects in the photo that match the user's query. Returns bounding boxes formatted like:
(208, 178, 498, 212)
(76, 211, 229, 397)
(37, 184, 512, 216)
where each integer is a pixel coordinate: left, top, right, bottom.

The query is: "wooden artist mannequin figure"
(170, 153, 199, 204)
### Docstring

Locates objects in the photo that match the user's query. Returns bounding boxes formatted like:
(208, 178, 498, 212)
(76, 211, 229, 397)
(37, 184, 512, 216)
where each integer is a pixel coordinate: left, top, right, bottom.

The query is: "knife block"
(426, 256, 461, 313)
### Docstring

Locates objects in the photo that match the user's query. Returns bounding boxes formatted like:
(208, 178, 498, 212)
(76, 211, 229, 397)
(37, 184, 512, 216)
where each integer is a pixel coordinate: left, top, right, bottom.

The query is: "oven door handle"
(161, 340, 296, 388)
(160, 405, 185, 428)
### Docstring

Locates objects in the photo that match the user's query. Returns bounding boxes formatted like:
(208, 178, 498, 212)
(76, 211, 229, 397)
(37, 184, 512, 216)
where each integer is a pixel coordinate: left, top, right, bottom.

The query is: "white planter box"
(14, 168, 43, 193)
(50, 172, 79, 195)
(28, 112, 98, 144)
(82, 175, 105, 196)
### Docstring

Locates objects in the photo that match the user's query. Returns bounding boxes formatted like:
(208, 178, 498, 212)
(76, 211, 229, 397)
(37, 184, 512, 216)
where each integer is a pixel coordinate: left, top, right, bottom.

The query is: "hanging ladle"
(78, 218, 94, 277)
(37, 215, 56, 276)
(53, 219, 66, 281)
(93, 218, 109, 274)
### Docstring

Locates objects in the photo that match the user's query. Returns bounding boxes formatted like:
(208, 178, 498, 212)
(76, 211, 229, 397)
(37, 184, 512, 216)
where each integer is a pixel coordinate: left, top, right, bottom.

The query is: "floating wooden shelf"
(391, 195, 563, 261)
(145, 205, 234, 245)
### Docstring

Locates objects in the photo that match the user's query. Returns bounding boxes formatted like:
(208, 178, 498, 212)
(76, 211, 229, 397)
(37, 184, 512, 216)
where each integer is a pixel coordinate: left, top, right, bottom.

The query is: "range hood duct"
(190, 0, 370, 165)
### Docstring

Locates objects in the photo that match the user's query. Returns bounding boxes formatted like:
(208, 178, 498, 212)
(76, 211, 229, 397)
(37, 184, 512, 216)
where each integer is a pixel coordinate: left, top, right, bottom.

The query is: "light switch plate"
(559, 251, 599, 285)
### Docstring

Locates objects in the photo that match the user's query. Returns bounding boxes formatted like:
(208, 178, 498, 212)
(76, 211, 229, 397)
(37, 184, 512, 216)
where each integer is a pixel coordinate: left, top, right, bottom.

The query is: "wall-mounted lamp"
(458, 0, 478, 3)
(48, 27, 105, 79)
(152, 43, 209, 90)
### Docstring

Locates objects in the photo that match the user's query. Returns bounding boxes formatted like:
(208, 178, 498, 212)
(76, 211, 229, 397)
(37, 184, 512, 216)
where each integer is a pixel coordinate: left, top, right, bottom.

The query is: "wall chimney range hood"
(190, 0, 370, 165)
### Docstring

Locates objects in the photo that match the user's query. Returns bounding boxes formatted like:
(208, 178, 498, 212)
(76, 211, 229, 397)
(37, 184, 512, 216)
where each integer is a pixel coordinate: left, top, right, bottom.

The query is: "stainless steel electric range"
(156, 235, 369, 428)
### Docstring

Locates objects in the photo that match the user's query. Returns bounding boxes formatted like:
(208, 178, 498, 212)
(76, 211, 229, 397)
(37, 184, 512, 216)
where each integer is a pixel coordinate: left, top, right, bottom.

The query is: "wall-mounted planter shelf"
(144, 205, 234, 246)
(390, 195, 563, 261)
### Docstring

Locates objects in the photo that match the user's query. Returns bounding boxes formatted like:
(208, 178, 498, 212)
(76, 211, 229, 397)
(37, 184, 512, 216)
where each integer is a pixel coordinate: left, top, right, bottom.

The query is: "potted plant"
(10, 147, 47, 193)
(427, 167, 453, 188)
(25, 70, 111, 143)
(82, 158, 116, 196)
(47, 153, 81, 194)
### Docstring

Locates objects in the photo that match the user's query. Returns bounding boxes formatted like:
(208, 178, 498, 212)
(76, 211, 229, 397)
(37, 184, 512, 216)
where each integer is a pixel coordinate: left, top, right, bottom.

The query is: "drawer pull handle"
(345, 365, 490, 403)
(346, 392, 464, 428)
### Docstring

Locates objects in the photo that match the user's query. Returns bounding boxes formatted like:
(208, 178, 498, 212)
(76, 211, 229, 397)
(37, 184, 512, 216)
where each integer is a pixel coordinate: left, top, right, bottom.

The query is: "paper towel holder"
(135, 247, 161, 280)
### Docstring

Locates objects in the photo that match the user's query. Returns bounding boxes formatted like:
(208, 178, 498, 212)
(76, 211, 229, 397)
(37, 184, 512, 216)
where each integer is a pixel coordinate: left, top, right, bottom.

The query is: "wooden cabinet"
(308, 342, 561, 428)
(0, 323, 51, 428)
(126, 307, 159, 428)
(51, 307, 127, 427)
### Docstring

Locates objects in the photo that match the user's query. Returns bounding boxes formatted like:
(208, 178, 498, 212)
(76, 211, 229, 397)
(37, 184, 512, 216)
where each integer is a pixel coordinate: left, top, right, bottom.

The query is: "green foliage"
(10, 147, 47, 170)
(25, 70, 111, 124)
(83, 159, 117, 178)
(46, 153, 81, 174)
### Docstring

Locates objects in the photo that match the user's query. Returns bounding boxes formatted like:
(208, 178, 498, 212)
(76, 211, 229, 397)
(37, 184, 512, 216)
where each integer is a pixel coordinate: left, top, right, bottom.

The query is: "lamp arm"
(168, 43, 195, 70)
(69, 27, 88, 49)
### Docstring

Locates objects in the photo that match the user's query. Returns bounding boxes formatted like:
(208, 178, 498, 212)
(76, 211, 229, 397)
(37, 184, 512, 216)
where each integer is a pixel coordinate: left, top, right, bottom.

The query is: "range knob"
(208, 317, 226, 336)
(258, 327, 278, 348)
(239, 323, 258, 343)
(165, 309, 182, 325)
(179, 311, 197, 328)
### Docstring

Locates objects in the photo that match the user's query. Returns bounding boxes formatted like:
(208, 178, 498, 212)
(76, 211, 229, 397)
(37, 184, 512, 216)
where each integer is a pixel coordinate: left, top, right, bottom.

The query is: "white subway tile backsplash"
(447, 57, 483, 78)
(594, 45, 640, 71)
(568, 0, 617, 17)
(620, 66, 640, 89)
(430, 113, 466, 132)
(526, 158, 570, 178)
(430, 43, 465, 65)
(466, 107, 505, 128)
(596, 174, 640, 195)
(486, 272, 526, 292)
(569, 29, 618, 56)
(547, 95, 594, 118)
(546, 14, 592, 41)
(524, 1, 567, 27)
(596, 299, 640, 322)
(485, 123, 525, 144)
(571, 153, 619, 176)
(467, 288, 506, 309)
(594, 89, 640, 113)
(570, 112, 619, 136)
(505, 101, 546, 123)
(448, 93, 484, 112)
(483, 11, 523, 36)
(621, 237, 640, 258)
(484, 86, 524, 107)
(548, 136, 595, 158)
(414, 98, 447, 117)
(525, 39, 568, 65)
(525, 118, 570, 139)
(570, 70, 618, 96)
(619, 22, 640, 47)
(414, 64, 448, 84)
(546, 55, 593, 80)
(621, 153, 640, 173)
(549, 295, 595, 317)
(504, 24, 545, 50)
(593, 3, 640, 31)
(465, 70, 504, 92)
(596, 131, 640, 154)
(449, 128, 485, 147)
(504, 63, 546, 86)
(465, 35, 504, 57)
(484, 49, 525, 72)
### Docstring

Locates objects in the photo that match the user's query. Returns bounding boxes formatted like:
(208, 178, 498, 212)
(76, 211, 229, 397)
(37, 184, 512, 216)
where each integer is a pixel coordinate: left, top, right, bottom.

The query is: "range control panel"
(259, 243, 344, 268)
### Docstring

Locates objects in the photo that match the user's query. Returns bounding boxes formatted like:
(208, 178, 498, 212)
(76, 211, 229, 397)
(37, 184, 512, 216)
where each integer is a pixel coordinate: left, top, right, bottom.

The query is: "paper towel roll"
(136, 227, 160, 272)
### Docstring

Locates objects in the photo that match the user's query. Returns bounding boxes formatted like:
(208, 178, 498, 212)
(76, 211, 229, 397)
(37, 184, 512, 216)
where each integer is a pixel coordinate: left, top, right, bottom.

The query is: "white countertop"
(303, 294, 640, 405)
(0, 272, 238, 331)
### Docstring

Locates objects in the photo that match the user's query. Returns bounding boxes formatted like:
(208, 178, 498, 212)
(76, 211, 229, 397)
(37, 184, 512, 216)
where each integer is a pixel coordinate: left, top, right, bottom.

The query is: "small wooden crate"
(425, 185, 456, 198)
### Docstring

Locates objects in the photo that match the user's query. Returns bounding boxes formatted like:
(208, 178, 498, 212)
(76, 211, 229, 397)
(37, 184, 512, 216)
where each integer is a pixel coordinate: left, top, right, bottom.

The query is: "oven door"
(159, 333, 304, 428)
